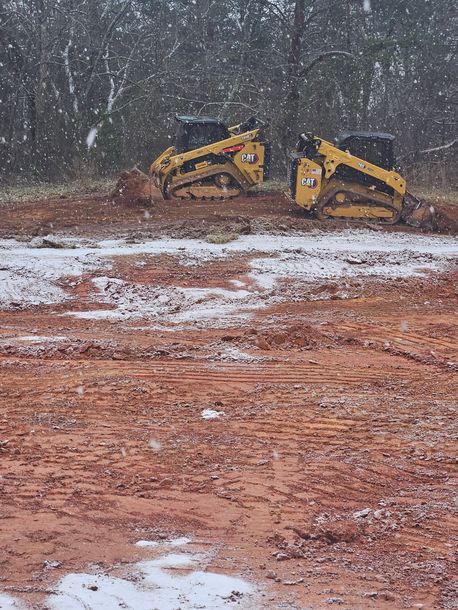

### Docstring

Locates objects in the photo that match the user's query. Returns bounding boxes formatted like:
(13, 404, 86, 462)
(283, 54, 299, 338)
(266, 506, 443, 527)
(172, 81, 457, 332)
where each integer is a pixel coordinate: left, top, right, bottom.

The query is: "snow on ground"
(48, 555, 256, 610)
(208, 344, 266, 362)
(0, 231, 456, 326)
(8, 335, 68, 343)
(0, 540, 258, 610)
(69, 276, 256, 324)
(0, 594, 24, 609)
(201, 408, 225, 420)
(0, 239, 104, 308)
(135, 536, 192, 548)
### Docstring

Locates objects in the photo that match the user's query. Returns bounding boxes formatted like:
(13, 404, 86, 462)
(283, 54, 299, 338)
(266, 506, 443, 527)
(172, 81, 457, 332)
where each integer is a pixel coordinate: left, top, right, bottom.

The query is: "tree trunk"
(281, 0, 305, 161)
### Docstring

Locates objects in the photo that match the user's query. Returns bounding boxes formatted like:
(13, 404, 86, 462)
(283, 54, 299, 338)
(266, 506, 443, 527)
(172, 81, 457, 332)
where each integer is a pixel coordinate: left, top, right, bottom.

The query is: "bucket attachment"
(401, 192, 436, 230)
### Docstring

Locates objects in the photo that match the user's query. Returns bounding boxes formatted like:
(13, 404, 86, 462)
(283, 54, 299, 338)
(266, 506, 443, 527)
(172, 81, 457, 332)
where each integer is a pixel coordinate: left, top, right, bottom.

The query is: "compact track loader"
(150, 115, 270, 200)
(289, 131, 433, 226)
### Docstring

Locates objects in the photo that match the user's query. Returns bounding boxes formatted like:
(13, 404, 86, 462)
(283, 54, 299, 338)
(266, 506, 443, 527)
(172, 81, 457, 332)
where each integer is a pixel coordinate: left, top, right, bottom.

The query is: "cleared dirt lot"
(0, 192, 457, 609)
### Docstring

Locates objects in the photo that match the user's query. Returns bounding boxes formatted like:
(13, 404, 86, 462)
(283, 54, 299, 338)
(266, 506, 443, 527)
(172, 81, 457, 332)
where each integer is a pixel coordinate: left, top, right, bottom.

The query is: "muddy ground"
(0, 191, 457, 609)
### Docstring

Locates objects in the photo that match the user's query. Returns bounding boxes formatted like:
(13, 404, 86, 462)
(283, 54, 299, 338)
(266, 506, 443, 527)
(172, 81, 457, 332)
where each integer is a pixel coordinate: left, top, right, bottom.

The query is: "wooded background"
(1, 0, 457, 186)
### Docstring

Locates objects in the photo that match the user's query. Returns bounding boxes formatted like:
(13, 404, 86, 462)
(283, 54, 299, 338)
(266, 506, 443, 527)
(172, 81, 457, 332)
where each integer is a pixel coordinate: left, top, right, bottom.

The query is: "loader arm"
(316, 138, 406, 197)
(150, 146, 175, 175)
(163, 129, 259, 173)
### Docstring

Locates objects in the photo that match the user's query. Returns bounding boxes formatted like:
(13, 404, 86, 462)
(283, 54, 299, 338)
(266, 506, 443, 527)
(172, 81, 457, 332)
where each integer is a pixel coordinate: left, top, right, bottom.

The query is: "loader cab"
(336, 131, 396, 171)
(174, 115, 230, 153)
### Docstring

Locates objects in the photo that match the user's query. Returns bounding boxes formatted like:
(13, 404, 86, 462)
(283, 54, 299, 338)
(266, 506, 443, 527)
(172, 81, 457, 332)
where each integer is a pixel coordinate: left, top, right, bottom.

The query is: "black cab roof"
(175, 114, 227, 127)
(336, 131, 395, 145)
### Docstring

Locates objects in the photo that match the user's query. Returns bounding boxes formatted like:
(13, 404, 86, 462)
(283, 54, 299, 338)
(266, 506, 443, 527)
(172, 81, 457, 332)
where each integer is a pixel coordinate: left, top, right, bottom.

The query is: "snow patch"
(0, 239, 105, 308)
(136, 536, 191, 548)
(201, 409, 225, 420)
(0, 232, 456, 326)
(15, 335, 68, 343)
(147, 438, 162, 452)
(69, 276, 256, 323)
(210, 345, 264, 362)
(47, 553, 255, 610)
(1, 542, 258, 610)
(0, 594, 24, 609)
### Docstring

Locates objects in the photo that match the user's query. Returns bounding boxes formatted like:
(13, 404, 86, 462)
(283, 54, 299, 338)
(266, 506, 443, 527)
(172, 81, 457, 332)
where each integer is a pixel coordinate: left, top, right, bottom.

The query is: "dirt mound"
(268, 520, 362, 560)
(433, 200, 458, 234)
(286, 520, 361, 544)
(111, 168, 152, 205)
(245, 323, 329, 350)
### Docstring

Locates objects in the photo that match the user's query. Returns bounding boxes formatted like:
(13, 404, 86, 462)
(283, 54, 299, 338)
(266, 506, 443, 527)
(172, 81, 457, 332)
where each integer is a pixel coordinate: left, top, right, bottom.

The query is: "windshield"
(175, 122, 229, 153)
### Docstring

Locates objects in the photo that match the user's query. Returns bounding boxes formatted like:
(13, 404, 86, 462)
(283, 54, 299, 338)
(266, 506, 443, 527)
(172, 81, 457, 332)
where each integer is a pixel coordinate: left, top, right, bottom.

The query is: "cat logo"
(241, 152, 258, 164)
(301, 177, 317, 188)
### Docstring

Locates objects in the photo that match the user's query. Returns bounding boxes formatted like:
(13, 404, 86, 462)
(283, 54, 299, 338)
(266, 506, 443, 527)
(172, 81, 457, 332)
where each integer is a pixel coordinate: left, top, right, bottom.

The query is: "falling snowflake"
(86, 127, 98, 149)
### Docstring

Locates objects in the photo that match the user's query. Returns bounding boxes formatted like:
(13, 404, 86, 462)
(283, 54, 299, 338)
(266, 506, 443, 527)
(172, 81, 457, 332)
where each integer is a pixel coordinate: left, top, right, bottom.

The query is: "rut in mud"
(0, 192, 457, 610)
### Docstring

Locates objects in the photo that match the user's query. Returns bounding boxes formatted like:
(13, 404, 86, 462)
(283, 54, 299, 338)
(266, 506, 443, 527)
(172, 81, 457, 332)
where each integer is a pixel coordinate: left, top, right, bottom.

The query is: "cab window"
(175, 123, 229, 153)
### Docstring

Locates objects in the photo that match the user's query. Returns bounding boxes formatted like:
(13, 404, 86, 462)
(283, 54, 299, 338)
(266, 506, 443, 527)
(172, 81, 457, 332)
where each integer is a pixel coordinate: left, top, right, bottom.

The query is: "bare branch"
(298, 50, 354, 78)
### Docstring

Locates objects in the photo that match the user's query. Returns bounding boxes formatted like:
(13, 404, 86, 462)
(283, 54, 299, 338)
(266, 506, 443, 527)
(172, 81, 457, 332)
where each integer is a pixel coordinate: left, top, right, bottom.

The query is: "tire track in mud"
(337, 322, 458, 356)
(0, 355, 431, 388)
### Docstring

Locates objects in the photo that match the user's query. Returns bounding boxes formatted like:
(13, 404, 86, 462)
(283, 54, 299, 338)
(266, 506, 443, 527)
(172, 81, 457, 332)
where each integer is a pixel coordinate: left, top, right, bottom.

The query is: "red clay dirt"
(0, 190, 457, 609)
(1, 187, 457, 239)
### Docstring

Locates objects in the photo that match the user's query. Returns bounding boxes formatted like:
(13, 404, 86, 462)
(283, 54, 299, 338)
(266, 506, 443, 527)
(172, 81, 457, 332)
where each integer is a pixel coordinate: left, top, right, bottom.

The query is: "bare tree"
(0, 0, 455, 184)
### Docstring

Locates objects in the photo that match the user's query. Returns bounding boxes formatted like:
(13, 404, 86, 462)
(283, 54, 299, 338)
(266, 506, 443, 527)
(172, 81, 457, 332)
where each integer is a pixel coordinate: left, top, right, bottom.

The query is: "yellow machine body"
(150, 116, 270, 200)
(291, 157, 323, 208)
(289, 132, 407, 224)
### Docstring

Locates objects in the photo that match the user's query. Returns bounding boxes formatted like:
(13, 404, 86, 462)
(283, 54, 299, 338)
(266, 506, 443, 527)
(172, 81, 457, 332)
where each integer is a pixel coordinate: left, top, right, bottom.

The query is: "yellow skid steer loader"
(289, 131, 433, 227)
(150, 115, 270, 200)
